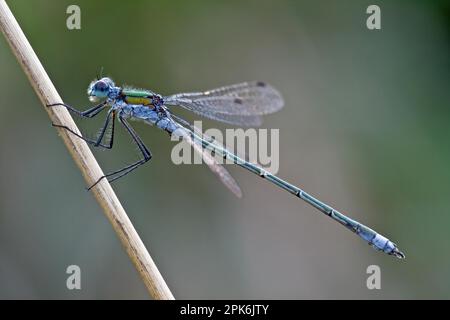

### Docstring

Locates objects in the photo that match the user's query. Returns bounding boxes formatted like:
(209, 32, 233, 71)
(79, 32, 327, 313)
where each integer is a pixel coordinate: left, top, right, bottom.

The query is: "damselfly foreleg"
(51, 109, 116, 149)
(47, 101, 107, 118)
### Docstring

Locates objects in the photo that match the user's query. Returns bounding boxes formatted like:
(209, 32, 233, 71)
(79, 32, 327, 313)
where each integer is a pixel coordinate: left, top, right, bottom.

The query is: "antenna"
(96, 66, 104, 80)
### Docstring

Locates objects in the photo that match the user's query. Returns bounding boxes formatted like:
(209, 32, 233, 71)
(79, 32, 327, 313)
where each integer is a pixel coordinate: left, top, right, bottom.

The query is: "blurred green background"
(0, 0, 449, 299)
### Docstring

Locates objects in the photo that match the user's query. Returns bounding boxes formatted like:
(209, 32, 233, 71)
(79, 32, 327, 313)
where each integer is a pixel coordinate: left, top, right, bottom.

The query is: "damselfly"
(48, 77, 405, 259)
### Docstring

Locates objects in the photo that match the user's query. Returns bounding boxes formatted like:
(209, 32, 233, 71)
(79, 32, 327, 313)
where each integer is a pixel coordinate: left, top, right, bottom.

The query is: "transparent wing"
(170, 106, 263, 127)
(194, 113, 263, 127)
(210, 113, 263, 127)
(164, 81, 284, 124)
(176, 126, 242, 198)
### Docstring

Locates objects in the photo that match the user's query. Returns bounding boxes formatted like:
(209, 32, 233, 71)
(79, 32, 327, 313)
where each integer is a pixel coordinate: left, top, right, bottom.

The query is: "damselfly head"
(87, 77, 115, 102)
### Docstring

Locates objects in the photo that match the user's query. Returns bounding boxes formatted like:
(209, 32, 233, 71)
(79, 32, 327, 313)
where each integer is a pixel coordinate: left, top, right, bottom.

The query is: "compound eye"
(96, 81, 108, 92)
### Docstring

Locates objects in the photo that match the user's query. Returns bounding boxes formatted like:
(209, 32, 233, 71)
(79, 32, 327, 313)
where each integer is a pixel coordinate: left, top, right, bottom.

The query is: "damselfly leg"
(87, 113, 152, 190)
(48, 103, 151, 189)
(49, 104, 115, 149)
(48, 102, 107, 118)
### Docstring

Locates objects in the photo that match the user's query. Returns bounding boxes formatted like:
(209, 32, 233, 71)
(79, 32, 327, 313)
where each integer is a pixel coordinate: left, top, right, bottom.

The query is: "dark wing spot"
(256, 81, 266, 87)
(234, 98, 243, 104)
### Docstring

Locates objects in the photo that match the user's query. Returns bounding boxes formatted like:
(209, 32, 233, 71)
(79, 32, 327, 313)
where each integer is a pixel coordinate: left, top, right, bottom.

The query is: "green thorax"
(121, 87, 154, 98)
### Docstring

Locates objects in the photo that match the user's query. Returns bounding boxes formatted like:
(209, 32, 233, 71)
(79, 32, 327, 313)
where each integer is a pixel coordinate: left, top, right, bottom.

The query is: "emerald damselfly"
(48, 77, 405, 259)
